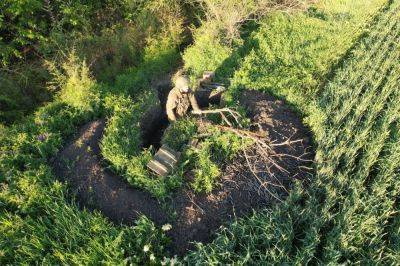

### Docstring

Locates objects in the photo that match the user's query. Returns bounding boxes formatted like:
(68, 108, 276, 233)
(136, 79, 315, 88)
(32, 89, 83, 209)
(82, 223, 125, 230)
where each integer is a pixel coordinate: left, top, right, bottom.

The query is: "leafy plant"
(46, 51, 101, 113)
(162, 118, 198, 150)
(185, 1, 400, 263)
(101, 92, 184, 199)
(163, 118, 251, 193)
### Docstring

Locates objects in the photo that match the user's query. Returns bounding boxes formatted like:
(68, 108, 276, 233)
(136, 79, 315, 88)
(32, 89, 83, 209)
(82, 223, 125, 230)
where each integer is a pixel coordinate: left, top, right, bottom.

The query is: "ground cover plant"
(0, 2, 186, 262)
(184, 0, 388, 111)
(185, 0, 400, 263)
(162, 117, 252, 193)
(100, 95, 252, 198)
(0, 0, 189, 125)
(1, 0, 399, 264)
(100, 92, 185, 199)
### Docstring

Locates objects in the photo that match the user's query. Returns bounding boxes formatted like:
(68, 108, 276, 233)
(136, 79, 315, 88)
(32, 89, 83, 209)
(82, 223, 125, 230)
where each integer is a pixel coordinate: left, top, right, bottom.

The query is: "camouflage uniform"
(166, 75, 200, 121)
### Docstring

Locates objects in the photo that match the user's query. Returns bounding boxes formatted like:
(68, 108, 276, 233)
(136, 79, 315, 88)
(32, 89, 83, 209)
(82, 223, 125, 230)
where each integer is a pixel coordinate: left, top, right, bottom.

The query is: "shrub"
(183, 23, 232, 78)
(190, 128, 251, 192)
(195, 0, 312, 44)
(0, 0, 146, 66)
(76, 26, 144, 83)
(0, 62, 51, 124)
(101, 92, 183, 199)
(46, 51, 101, 113)
(183, 0, 313, 80)
(101, 93, 157, 172)
(0, 101, 90, 182)
(162, 118, 198, 150)
(162, 118, 251, 193)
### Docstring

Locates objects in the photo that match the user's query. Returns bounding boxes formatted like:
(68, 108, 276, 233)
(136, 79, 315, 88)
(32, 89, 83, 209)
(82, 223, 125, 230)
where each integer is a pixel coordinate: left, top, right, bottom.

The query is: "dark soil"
(239, 90, 314, 185)
(140, 105, 169, 150)
(53, 90, 314, 256)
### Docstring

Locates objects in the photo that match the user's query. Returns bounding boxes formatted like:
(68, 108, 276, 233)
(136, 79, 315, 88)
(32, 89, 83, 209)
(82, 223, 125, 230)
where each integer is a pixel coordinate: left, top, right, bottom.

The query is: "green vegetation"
(0, 1, 187, 262)
(47, 51, 101, 113)
(0, 59, 176, 264)
(100, 92, 183, 199)
(1, 0, 399, 264)
(185, 0, 400, 263)
(189, 129, 249, 192)
(162, 118, 198, 151)
(185, 0, 388, 110)
(101, 104, 249, 197)
(0, 0, 188, 124)
(162, 118, 251, 193)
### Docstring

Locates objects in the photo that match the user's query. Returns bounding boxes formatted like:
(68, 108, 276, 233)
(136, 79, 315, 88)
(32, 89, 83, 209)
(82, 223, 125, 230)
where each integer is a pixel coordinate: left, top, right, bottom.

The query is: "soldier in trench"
(166, 71, 225, 121)
(166, 72, 201, 122)
(148, 71, 225, 175)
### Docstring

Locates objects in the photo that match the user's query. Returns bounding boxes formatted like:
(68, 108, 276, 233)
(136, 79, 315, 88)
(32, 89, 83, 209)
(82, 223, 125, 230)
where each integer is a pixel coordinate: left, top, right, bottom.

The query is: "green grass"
(100, 92, 184, 199)
(1, 0, 398, 264)
(184, 0, 388, 112)
(0, 23, 182, 263)
(162, 118, 251, 193)
(185, 1, 400, 263)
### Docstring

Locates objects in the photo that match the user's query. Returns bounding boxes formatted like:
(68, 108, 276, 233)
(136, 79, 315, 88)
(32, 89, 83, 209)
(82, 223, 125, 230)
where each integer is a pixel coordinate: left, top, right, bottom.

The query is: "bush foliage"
(162, 117, 251, 193)
(100, 92, 184, 199)
(1, 0, 398, 264)
(0, 0, 188, 124)
(0, 2, 186, 261)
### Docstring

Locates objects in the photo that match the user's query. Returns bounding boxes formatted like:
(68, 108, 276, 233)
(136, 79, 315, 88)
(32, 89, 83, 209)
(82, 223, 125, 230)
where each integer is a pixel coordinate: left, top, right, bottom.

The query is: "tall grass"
(0, 13, 184, 262)
(184, 0, 388, 112)
(185, 0, 400, 263)
(0, 0, 397, 263)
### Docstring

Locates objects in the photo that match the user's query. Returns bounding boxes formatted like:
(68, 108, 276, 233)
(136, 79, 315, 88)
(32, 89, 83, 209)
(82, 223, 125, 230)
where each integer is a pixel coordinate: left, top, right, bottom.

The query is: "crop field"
(0, 0, 399, 264)
(186, 1, 400, 263)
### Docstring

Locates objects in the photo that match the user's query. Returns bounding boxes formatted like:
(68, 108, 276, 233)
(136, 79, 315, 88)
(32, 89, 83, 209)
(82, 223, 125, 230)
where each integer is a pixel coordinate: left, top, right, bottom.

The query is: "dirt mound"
(53, 90, 314, 256)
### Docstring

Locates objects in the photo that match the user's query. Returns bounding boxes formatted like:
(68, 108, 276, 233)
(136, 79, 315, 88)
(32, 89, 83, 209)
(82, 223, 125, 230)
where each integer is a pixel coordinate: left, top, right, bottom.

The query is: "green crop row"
(0, 0, 397, 264)
(185, 1, 400, 264)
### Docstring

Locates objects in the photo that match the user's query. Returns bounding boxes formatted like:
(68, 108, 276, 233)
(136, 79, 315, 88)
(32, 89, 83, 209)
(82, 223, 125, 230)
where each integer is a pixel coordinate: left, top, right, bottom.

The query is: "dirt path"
(53, 90, 314, 256)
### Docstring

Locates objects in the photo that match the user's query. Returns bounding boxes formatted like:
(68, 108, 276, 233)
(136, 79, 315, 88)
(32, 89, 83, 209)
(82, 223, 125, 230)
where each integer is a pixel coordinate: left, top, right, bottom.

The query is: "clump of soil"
(53, 90, 314, 256)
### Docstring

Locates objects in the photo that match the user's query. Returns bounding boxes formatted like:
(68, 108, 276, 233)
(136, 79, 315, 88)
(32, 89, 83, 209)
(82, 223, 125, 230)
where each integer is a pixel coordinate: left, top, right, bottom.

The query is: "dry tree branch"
(192, 107, 312, 199)
(243, 149, 284, 202)
(193, 108, 243, 127)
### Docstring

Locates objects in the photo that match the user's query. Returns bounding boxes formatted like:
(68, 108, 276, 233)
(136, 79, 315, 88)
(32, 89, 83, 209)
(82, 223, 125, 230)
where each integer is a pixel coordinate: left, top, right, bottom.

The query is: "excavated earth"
(53, 90, 314, 256)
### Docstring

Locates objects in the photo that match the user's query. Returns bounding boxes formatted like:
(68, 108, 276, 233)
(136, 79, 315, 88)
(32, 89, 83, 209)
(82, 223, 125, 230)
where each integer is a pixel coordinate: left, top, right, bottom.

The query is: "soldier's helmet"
(175, 75, 190, 93)
(202, 71, 214, 84)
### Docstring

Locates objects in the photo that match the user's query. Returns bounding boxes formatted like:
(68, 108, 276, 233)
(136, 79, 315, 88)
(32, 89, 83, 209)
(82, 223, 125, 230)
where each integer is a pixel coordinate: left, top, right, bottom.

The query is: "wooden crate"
(147, 144, 181, 177)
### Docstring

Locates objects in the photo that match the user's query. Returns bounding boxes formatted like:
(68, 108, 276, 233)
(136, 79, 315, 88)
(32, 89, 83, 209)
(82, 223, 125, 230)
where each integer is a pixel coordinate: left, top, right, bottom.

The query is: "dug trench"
(53, 90, 315, 256)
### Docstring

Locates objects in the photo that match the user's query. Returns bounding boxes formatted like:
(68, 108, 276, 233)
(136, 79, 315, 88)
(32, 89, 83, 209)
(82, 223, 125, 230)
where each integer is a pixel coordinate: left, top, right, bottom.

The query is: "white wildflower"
(162, 223, 172, 231)
(143, 245, 150, 252)
(150, 254, 156, 261)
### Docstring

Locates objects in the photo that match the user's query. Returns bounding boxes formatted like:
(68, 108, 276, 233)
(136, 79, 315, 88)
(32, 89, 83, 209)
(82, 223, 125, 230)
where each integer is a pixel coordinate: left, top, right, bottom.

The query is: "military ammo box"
(147, 144, 181, 177)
